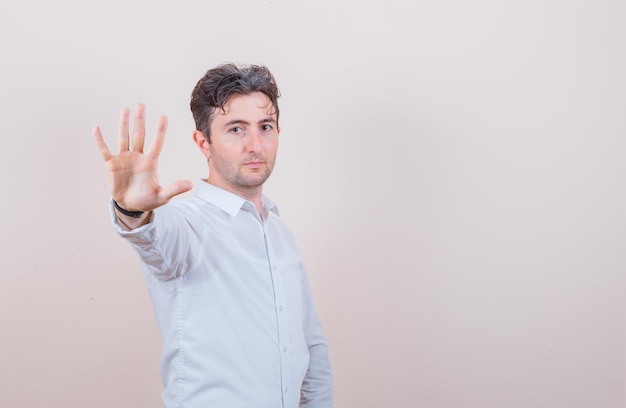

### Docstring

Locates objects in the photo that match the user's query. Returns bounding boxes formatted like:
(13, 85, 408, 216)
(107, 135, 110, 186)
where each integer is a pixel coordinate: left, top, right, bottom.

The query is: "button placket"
(263, 220, 291, 403)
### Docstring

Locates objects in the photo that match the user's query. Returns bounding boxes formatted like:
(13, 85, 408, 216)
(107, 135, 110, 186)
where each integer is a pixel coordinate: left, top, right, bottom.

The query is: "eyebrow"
(223, 117, 277, 128)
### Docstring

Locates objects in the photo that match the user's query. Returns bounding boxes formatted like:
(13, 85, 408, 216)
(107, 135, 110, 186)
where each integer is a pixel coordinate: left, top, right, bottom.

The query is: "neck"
(206, 177, 264, 214)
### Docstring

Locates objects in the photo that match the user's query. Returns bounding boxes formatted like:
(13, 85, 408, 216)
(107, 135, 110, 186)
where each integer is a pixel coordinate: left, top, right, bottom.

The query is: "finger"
(159, 180, 193, 202)
(92, 126, 113, 161)
(132, 103, 146, 153)
(118, 107, 130, 152)
(147, 115, 168, 159)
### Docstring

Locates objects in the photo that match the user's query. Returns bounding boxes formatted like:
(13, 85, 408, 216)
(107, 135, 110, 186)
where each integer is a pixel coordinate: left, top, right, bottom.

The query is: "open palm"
(93, 103, 192, 213)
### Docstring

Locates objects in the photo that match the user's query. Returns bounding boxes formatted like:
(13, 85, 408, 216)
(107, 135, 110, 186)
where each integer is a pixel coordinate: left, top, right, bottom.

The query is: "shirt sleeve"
(109, 200, 202, 281)
(299, 271, 333, 407)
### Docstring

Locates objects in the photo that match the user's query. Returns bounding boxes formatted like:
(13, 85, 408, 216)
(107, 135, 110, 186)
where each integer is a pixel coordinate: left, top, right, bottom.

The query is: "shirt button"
(272, 265, 277, 271)
(284, 387, 289, 394)
(283, 347, 287, 353)
(279, 306, 284, 312)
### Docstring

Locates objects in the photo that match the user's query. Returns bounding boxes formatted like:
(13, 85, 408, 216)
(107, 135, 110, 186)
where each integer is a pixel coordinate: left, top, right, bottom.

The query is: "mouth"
(243, 161, 264, 169)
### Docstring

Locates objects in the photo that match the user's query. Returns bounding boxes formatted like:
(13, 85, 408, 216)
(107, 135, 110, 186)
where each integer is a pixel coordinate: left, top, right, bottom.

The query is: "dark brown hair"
(190, 63, 281, 143)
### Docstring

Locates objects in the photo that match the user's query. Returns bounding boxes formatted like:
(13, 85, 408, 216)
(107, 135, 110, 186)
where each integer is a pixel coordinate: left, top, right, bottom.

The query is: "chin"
(235, 173, 271, 188)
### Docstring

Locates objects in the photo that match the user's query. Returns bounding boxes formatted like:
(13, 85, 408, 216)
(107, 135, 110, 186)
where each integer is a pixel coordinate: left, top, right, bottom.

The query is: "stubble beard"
(211, 154, 275, 195)
(233, 165, 273, 188)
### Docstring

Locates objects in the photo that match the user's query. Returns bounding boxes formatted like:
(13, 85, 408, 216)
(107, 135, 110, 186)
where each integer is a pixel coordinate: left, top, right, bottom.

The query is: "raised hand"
(93, 104, 193, 215)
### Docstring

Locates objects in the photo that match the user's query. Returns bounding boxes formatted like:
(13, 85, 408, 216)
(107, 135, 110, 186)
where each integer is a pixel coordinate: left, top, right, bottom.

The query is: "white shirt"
(111, 181, 332, 408)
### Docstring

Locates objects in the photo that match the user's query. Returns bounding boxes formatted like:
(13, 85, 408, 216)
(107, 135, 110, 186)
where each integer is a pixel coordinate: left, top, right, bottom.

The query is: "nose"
(245, 129, 262, 152)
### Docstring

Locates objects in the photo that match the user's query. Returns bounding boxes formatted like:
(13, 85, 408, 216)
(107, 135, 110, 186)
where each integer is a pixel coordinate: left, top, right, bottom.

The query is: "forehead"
(215, 92, 276, 121)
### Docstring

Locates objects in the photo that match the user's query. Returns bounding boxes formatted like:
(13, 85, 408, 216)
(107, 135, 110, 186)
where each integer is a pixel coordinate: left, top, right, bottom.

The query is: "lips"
(244, 161, 264, 169)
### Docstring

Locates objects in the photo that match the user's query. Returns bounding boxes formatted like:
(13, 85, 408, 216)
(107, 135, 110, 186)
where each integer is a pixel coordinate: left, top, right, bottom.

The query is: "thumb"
(159, 180, 194, 202)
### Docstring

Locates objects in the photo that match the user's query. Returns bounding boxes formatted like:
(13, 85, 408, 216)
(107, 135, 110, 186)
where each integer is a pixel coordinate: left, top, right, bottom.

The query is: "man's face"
(203, 92, 279, 195)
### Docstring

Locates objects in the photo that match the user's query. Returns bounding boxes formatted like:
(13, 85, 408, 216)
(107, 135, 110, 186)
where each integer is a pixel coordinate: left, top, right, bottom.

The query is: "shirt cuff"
(108, 199, 154, 236)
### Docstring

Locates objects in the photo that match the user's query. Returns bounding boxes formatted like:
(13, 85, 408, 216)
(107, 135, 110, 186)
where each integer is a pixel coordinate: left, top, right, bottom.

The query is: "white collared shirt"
(110, 181, 332, 408)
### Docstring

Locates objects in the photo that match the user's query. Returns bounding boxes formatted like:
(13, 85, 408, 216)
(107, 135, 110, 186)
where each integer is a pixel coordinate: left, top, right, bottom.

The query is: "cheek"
(264, 138, 279, 153)
(210, 141, 241, 159)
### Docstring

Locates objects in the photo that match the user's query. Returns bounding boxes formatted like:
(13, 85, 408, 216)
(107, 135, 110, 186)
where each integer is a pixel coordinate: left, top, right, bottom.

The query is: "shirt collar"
(195, 180, 280, 217)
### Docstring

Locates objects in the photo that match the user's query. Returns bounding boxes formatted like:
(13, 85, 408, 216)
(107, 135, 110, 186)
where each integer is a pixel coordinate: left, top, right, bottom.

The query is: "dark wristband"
(113, 199, 145, 218)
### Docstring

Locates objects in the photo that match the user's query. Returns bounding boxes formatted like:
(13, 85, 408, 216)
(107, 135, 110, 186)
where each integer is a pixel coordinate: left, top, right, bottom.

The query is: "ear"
(193, 130, 211, 159)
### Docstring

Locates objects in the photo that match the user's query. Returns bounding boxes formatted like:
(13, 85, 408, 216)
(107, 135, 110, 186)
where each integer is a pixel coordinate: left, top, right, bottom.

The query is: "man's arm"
(300, 273, 333, 407)
(113, 206, 152, 231)
(92, 103, 192, 230)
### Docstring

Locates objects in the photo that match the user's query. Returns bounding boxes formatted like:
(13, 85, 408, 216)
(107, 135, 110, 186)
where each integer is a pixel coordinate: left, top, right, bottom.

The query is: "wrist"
(112, 199, 145, 218)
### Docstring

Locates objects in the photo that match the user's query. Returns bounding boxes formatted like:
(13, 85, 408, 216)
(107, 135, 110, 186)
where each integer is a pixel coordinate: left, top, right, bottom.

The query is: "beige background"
(1, 0, 624, 407)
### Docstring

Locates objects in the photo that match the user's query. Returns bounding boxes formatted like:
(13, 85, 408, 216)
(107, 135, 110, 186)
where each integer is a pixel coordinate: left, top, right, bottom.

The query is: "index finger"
(147, 115, 168, 159)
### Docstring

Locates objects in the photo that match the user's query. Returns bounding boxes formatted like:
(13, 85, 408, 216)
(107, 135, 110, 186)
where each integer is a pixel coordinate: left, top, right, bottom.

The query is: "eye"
(229, 126, 244, 134)
(261, 124, 273, 132)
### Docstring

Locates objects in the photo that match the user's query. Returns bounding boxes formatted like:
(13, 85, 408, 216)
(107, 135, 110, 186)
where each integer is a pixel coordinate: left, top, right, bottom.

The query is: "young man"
(93, 64, 333, 408)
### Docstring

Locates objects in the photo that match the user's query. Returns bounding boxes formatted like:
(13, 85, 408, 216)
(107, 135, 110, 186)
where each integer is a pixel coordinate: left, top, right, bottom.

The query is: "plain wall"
(1, 0, 624, 407)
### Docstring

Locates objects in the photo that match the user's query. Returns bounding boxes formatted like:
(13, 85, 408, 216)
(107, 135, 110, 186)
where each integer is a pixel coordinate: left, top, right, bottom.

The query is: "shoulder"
(152, 194, 218, 226)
